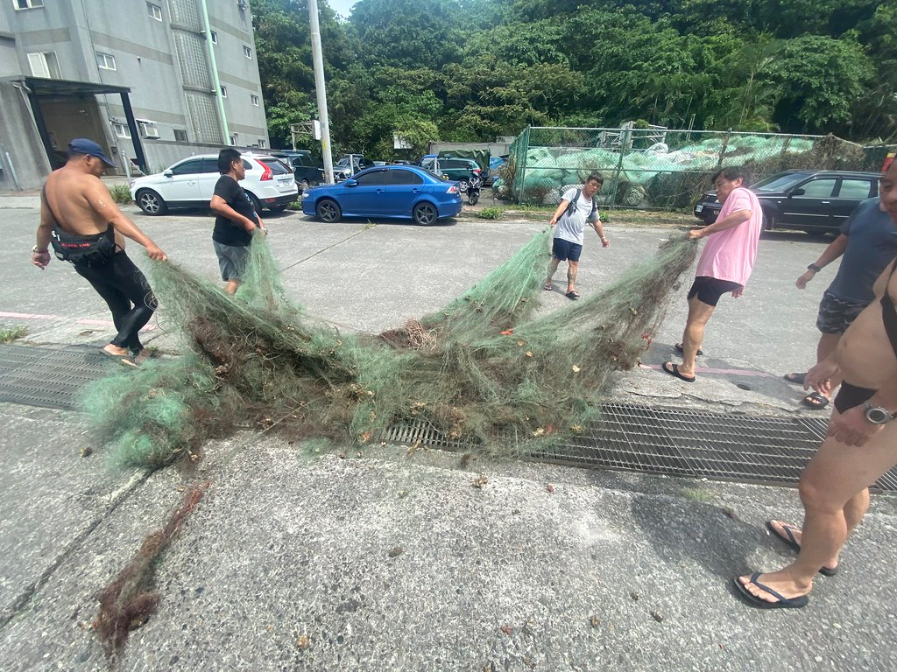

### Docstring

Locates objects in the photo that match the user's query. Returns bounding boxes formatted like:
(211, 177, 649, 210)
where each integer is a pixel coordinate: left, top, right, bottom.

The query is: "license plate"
(695, 204, 704, 212)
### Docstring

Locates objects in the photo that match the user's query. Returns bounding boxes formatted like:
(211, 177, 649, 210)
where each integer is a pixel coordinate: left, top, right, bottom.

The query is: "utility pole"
(308, 0, 334, 184)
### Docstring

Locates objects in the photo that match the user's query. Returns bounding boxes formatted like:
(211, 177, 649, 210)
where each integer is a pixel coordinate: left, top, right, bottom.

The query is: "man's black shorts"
(816, 291, 866, 335)
(552, 238, 582, 262)
(688, 276, 742, 307)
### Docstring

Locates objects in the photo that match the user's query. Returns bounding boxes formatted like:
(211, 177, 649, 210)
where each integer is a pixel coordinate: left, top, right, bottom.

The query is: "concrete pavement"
(1, 199, 896, 670)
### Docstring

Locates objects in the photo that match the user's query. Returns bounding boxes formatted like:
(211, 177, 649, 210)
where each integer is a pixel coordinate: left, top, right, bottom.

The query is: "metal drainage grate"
(0, 344, 117, 411)
(382, 403, 897, 492)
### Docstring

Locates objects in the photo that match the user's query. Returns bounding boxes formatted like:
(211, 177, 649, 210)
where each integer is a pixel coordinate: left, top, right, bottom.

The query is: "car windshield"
(751, 173, 809, 192)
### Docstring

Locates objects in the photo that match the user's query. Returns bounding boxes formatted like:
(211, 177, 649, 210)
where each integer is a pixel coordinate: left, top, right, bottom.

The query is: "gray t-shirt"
(554, 188, 600, 245)
(828, 198, 897, 304)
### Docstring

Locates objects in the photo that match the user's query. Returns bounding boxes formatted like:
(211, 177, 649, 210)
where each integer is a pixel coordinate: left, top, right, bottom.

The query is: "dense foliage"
(253, 0, 897, 157)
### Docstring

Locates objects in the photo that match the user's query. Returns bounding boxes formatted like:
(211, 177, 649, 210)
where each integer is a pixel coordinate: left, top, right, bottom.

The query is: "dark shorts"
(213, 240, 250, 281)
(834, 382, 876, 414)
(816, 291, 866, 335)
(687, 276, 742, 307)
(552, 238, 582, 262)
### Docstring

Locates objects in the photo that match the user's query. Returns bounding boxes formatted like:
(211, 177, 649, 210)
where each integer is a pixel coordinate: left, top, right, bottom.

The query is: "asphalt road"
(2, 200, 896, 671)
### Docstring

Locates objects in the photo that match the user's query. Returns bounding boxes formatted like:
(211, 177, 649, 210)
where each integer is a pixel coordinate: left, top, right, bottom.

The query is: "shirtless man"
(31, 138, 167, 365)
(735, 159, 897, 609)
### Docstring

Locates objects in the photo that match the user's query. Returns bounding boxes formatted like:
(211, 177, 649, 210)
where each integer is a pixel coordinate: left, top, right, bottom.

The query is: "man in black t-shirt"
(209, 148, 266, 294)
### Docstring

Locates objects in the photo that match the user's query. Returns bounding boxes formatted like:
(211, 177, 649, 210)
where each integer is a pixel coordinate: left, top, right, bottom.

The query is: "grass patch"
(109, 184, 132, 205)
(287, 202, 303, 211)
(680, 487, 715, 502)
(476, 207, 502, 220)
(0, 326, 27, 343)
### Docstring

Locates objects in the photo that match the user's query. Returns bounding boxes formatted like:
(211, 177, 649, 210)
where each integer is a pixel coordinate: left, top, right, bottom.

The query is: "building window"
(220, 85, 227, 98)
(251, 94, 259, 106)
(27, 52, 60, 79)
(243, 45, 252, 59)
(137, 120, 159, 138)
(147, 2, 162, 20)
(14, 0, 44, 10)
(257, 139, 266, 149)
(209, 31, 218, 44)
(174, 129, 188, 142)
(112, 123, 131, 139)
(96, 52, 116, 71)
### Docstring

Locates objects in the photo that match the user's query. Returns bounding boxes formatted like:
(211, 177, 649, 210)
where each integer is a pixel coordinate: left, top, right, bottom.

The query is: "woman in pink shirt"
(663, 167, 763, 382)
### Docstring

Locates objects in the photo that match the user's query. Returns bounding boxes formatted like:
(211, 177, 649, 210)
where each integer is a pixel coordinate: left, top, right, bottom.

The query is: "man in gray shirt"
(784, 197, 897, 409)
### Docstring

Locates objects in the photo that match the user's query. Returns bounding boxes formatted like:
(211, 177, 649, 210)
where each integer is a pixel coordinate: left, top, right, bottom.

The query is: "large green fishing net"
(80, 231, 697, 468)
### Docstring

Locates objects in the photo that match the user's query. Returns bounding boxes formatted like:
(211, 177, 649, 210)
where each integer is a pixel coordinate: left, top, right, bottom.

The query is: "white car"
(129, 153, 298, 216)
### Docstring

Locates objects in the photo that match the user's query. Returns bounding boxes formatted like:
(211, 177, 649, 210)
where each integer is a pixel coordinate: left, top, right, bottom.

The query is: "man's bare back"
(44, 168, 127, 249)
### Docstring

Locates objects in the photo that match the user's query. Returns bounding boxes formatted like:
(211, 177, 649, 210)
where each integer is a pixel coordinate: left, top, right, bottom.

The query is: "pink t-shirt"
(695, 187, 763, 286)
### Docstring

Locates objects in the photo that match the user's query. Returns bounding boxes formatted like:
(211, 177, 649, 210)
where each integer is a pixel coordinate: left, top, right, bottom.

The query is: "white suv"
(130, 153, 298, 216)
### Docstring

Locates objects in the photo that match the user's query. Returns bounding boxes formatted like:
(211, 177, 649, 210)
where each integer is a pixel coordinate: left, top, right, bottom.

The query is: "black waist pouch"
(50, 226, 118, 267)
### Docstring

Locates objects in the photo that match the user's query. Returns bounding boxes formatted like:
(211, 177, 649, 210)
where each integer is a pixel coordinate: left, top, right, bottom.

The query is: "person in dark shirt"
(209, 148, 266, 294)
(783, 197, 897, 409)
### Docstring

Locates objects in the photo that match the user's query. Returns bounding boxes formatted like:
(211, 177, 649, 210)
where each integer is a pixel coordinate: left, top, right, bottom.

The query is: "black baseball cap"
(68, 138, 116, 167)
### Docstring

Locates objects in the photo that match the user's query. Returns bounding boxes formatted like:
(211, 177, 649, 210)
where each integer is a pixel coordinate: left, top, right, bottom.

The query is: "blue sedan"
(302, 165, 463, 225)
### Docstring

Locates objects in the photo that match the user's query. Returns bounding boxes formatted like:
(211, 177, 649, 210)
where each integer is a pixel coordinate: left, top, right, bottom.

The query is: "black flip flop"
(661, 361, 695, 382)
(675, 343, 703, 356)
(733, 573, 809, 610)
(784, 373, 806, 385)
(801, 391, 829, 410)
(765, 520, 839, 577)
(565, 290, 580, 300)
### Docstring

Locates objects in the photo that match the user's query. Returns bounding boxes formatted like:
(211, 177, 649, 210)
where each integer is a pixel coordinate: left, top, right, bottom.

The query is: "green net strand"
(81, 232, 698, 468)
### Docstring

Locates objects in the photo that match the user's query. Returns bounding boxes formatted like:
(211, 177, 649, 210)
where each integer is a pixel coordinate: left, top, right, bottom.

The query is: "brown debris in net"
(93, 481, 210, 659)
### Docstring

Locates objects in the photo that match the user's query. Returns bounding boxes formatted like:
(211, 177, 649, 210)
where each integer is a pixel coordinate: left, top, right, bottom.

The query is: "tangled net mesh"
(80, 230, 697, 467)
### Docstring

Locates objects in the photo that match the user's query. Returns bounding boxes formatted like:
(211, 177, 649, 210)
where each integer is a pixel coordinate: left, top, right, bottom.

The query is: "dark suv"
(694, 170, 880, 234)
(421, 157, 482, 192)
(271, 150, 324, 191)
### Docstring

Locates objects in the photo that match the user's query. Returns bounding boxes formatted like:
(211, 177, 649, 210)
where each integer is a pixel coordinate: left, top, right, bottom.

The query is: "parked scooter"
(466, 171, 482, 205)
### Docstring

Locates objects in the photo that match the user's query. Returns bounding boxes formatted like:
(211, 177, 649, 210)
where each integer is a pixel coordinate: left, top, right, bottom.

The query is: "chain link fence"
(499, 126, 892, 210)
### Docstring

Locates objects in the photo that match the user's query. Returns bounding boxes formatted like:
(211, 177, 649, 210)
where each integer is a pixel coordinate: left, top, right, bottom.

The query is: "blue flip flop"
(766, 520, 839, 577)
(734, 572, 809, 609)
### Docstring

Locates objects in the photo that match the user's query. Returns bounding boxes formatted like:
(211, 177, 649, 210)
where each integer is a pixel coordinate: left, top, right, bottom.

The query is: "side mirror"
(163, 170, 173, 177)
(790, 188, 806, 197)
(345, 179, 358, 187)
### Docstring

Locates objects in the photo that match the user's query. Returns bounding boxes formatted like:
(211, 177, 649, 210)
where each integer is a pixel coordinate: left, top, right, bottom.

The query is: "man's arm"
(689, 209, 751, 239)
(548, 200, 569, 226)
(32, 194, 54, 270)
(84, 178, 167, 260)
(796, 234, 848, 289)
(210, 195, 257, 234)
(590, 218, 609, 247)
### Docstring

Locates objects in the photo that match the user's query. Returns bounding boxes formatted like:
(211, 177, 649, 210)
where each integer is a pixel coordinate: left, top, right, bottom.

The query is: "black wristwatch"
(863, 402, 895, 425)
(807, 263, 822, 273)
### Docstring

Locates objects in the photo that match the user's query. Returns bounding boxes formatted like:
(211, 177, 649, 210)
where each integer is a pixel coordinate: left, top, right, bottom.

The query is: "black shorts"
(833, 382, 876, 414)
(688, 276, 742, 307)
(816, 291, 866, 335)
(552, 238, 582, 262)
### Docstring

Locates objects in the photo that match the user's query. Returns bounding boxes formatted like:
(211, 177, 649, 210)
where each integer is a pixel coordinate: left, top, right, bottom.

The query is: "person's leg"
(678, 293, 716, 377)
(545, 239, 564, 288)
(103, 254, 156, 352)
(566, 260, 579, 294)
(738, 419, 897, 603)
(225, 279, 241, 295)
(74, 263, 134, 356)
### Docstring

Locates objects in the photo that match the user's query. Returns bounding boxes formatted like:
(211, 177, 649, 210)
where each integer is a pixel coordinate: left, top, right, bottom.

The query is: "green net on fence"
(81, 231, 698, 468)
(506, 126, 886, 208)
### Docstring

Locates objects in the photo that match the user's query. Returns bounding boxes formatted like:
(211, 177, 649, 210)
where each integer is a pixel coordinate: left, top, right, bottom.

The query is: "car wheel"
(268, 204, 288, 213)
(246, 192, 262, 215)
(761, 212, 774, 232)
(316, 198, 341, 223)
(458, 179, 469, 193)
(412, 202, 438, 226)
(136, 189, 167, 216)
